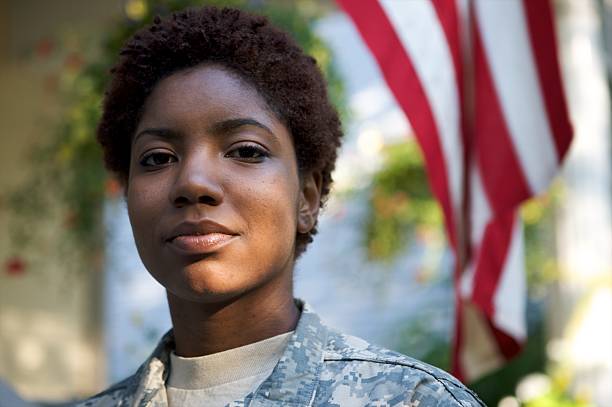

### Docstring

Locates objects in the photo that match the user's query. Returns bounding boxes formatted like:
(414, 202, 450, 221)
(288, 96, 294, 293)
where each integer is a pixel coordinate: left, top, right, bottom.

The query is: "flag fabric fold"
(337, 0, 572, 382)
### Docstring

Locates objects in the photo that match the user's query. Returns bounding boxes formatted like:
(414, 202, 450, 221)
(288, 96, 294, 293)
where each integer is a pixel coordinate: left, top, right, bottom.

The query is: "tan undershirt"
(166, 331, 293, 407)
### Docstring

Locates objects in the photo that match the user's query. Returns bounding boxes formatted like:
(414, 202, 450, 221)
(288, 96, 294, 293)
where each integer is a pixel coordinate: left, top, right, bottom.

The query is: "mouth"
(168, 233, 236, 255)
(166, 220, 238, 255)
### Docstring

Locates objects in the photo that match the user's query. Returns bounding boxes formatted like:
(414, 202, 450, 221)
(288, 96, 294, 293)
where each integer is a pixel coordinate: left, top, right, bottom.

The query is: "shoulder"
(71, 330, 173, 406)
(315, 329, 486, 406)
(70, 375, 137, 407)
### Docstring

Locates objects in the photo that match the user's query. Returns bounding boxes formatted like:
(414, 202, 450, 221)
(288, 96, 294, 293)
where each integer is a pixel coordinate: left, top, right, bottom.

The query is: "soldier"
(78, 6, 485, 406)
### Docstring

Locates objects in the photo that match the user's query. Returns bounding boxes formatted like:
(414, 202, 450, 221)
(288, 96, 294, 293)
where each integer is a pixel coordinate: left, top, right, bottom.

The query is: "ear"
(297, 171, 323, 234)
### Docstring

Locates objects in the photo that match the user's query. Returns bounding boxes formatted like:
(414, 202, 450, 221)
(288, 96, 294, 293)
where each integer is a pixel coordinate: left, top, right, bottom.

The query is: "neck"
(167, 281, 299, 357)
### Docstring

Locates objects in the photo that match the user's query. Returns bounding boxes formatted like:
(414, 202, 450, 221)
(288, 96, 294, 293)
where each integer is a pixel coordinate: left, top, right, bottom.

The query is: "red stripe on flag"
(471, 211, 515, 318)
(431, 0, 471, 250)
(487, 319, 523, 360)
(338, 0, 457, 249)
(473, 16, 532, 213)
(522, 0, 573, 160)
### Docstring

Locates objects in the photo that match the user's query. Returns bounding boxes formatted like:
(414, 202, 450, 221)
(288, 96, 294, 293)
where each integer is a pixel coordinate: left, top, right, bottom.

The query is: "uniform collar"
(248, 300, 329, 406)
(130, 328, 174, 405)
(132, 299, 328, 406)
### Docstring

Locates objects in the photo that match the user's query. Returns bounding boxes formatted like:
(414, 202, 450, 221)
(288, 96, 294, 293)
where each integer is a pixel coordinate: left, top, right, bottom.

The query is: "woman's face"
(127, 65, 319, 304)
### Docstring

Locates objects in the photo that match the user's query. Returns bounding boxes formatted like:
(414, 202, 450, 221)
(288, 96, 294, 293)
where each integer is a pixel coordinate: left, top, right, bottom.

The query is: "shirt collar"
(131, 299, 328, 406)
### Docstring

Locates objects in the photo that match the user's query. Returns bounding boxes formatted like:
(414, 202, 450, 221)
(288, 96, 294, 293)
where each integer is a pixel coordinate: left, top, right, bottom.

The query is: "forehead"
(139, 64, 282, 131)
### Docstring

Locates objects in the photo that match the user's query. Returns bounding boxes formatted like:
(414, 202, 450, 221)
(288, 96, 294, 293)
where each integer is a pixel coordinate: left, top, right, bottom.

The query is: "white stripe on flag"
(461, 164, 491, 299)
(379, 0, 463, 213)
(461, 302, 505, 380)
(474, 0, 559, 194)
(493, 216, 528, 340)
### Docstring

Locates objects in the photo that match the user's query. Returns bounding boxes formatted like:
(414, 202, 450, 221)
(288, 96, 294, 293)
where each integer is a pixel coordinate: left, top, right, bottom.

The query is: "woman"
(80, 6, 484, 407)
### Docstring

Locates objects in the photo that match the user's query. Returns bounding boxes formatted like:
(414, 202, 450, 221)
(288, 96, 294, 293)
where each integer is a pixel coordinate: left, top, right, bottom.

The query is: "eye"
(139, 151, 177, 167)
(226, 144, 269, 162)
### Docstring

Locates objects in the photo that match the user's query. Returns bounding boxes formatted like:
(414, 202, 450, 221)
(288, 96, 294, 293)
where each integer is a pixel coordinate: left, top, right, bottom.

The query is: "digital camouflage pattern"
(75, 301, 486, 406)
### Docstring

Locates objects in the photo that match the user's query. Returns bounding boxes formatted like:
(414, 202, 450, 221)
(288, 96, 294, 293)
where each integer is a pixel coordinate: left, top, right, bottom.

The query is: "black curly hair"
(97, 6, 343, 256)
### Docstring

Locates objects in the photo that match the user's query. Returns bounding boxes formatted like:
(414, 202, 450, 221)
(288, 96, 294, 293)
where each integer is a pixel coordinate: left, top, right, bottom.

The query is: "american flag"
(337, 0, 573, 381)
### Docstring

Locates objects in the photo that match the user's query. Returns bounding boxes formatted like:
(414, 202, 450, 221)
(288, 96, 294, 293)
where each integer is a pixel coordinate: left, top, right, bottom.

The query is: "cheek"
(126, 183, 162, 241)
(238, 175, 300, 240)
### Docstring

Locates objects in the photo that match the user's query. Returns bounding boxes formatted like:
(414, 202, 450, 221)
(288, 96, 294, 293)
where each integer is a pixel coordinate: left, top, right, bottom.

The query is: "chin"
(173, 288, 242, 304)
(165, 264, 252, 304)
(169, 280, 246, 304)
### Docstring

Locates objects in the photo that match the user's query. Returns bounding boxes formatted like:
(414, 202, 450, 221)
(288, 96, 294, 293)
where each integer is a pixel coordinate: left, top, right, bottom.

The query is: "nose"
(169, 154, 224, 208)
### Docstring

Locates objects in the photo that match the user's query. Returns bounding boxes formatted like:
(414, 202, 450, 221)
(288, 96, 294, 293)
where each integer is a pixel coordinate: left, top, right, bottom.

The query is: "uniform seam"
(307, 325, 329, 407)
(437, 378, 486, 406)
(322, 357, 485, 406)
(78, 379, 131, 402)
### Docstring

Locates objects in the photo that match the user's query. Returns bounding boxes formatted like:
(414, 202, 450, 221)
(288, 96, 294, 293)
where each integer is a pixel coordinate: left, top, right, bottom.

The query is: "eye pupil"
(141, 152, 175, 167)
(239, 146, 260, 158)
(227, 145, 268, 162)
(153, 154, 170, 164)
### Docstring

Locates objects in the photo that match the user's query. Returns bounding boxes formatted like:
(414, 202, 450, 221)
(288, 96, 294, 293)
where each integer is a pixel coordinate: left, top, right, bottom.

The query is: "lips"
(166, 220, 238, 255)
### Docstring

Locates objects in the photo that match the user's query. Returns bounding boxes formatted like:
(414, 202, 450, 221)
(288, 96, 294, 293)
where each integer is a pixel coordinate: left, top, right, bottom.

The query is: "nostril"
(173, 194, 220, 207)
(174, 196, 190, 207)
(198, 195, 218, 205)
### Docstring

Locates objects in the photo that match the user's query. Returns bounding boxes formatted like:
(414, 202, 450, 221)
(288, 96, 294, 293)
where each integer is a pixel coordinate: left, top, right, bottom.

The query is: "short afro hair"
(97, 6, 343, 256)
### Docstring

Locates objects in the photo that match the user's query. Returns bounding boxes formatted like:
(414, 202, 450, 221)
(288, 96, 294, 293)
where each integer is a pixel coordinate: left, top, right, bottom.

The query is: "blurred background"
(0, 0, 610, 406)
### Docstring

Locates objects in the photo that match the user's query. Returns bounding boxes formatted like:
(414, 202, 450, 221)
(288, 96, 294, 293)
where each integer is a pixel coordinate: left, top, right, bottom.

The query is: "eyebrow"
(133, 128, 180, 145)
(210, 117, 275, 137)
(133, 117, 277, 145)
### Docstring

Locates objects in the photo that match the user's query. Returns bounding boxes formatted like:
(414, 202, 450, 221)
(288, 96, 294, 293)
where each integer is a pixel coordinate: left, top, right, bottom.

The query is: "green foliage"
(7, 41, 106, 259)
(521, 188, 562, 297)
(6, 0, 343, 270)
(391, 312, 451, 370)
(363, 140, 562, 295)
(525, 391, 596, 407)
(363, 141, 443, 261)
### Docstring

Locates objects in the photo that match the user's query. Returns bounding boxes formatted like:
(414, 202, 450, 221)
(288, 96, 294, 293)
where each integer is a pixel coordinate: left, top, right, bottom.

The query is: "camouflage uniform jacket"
(76, 300, 485, 407)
